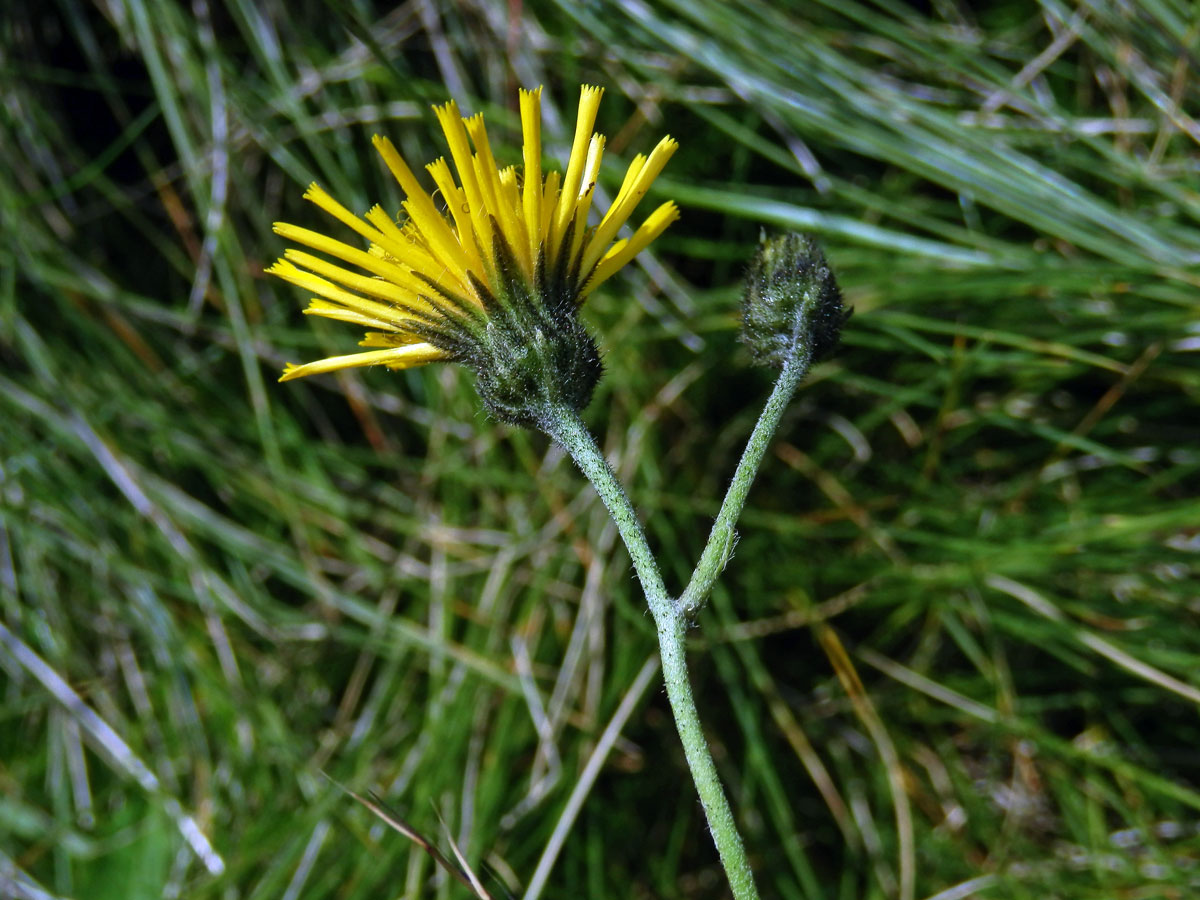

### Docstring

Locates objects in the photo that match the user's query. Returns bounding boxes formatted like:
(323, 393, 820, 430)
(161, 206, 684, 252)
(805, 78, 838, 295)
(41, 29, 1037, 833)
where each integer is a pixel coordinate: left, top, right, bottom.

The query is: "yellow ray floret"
(280, 344, 448, 382)
(270, 85, 678, 383)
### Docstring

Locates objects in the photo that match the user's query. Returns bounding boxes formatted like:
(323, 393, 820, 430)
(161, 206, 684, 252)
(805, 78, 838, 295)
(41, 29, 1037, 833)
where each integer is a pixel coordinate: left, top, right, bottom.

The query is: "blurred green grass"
(2, 1, 1199, 898)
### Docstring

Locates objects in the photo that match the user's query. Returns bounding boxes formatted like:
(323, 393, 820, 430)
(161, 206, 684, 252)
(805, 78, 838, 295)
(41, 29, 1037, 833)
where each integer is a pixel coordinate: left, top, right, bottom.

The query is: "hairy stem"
(678, 353, 807, 615)
(539, 406, 760, 900)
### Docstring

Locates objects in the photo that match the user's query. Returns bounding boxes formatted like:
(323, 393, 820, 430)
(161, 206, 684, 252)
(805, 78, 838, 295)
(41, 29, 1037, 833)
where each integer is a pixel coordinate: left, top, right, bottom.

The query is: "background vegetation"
(3, 0, 1199, 897)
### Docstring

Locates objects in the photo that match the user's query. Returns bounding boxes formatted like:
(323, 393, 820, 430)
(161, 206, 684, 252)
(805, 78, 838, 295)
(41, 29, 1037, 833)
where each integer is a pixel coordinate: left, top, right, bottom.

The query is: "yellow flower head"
(269, 85, 678, 425)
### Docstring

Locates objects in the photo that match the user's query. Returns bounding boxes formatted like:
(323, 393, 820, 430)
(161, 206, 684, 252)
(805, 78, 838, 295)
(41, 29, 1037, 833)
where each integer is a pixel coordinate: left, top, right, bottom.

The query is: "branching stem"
(540, 406, 760, 900)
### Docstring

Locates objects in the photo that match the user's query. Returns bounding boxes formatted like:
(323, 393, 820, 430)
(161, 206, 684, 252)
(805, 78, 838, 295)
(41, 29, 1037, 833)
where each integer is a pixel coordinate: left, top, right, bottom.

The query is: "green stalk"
(678, 352, 807, 615)
(539, 405, 760, 900)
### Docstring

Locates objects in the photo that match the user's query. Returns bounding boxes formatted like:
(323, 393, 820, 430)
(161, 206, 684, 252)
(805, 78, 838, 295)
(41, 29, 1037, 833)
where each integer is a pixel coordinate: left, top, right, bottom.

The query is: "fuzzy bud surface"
(741, 233, 849, 371)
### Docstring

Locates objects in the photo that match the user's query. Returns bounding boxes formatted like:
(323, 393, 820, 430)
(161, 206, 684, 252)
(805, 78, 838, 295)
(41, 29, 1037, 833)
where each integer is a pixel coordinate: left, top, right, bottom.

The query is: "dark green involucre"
(411, 217, 604, 430)
(741, 233, 850, 371)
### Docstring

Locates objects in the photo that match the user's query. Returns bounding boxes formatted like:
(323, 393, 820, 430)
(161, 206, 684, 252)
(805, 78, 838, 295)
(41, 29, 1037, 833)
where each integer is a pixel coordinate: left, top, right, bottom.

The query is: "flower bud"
(741, 233, 849, 371)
